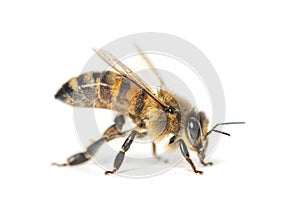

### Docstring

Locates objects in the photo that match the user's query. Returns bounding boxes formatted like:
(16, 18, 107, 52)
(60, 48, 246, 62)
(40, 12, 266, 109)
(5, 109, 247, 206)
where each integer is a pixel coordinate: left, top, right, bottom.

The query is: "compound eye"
(187, 117, 201, 141)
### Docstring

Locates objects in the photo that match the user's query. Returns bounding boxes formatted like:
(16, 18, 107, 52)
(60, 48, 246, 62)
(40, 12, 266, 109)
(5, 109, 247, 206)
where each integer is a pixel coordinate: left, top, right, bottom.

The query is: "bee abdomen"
(55, 70, 140, 113)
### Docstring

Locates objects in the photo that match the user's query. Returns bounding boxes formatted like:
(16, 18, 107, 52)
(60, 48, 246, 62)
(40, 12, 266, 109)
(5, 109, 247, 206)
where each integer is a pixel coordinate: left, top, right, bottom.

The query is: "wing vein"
(92, 48, 170, 111)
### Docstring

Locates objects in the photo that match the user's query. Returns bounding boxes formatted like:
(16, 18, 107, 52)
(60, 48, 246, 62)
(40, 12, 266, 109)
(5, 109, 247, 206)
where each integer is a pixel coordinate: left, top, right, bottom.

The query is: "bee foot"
(201, 161, 213, 166)
(105, 169, 117, 175)
(51, 162, 68, 167)
(195, 170, 204, 174)
(154, 156, 168, 163)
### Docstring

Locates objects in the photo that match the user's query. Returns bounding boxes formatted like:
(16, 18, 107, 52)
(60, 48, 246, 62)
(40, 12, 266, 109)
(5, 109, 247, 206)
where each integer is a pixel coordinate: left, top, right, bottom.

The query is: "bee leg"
(152, 142, 159, 158)
(197, 153, 213, 166)
(152, 142, 168, 163)
(200, 160, 213, 166)
(52, 115, 125, 167)
(51, 137, 108, 167)
(152, 142, 161, 159)
(52, 152, 92, 167)
(178, 139, 203, 174)
(105, 130, 138, 175)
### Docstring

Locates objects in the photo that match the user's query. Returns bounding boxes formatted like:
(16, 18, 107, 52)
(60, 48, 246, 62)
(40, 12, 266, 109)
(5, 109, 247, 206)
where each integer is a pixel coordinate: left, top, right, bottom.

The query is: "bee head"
(186, 110, 245, 160)
(186, 111, 209, 160)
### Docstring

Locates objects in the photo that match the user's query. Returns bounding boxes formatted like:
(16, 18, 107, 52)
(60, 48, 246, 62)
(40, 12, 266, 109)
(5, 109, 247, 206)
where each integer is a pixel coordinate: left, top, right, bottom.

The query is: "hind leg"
(52, 115, 125, 167)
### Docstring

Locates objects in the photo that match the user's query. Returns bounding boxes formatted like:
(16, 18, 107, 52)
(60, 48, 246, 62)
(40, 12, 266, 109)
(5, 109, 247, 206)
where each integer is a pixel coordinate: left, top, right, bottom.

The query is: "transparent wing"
(134, 44, 165, 86)
(92, 48, 169, 111)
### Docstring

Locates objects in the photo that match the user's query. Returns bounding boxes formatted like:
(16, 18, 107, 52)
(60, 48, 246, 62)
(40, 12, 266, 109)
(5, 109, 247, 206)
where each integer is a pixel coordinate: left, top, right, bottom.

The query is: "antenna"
(206, 122, 245, 137)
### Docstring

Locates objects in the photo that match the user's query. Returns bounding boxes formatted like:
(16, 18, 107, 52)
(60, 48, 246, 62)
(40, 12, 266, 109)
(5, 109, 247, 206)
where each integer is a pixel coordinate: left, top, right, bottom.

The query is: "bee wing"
(134, 44, 165, 87)
(92, 48, 169, 111)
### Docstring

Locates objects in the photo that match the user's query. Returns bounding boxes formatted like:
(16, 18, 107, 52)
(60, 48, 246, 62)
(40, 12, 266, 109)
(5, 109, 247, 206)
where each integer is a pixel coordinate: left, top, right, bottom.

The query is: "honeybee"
(52, 47, 244, 175)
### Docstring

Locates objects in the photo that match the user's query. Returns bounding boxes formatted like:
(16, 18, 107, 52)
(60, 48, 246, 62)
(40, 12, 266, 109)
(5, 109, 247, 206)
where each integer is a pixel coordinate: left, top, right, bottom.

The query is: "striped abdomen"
(55, 70, 156, 116)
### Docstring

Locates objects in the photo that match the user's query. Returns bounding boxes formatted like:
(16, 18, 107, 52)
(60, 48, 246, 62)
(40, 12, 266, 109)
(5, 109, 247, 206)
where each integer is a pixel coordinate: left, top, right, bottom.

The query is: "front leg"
(197, 152, 213, 166)
(201, 160, 213, 166)
(178, 139, 203, 174)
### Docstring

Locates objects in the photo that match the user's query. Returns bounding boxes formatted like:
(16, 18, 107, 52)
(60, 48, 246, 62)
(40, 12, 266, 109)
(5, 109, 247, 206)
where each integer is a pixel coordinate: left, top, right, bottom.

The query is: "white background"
(0, 1, 299, 207)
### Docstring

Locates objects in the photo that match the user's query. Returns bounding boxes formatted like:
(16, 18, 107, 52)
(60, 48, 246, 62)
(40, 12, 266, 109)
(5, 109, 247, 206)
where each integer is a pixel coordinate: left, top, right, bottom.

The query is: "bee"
(52, 47, 244, 175)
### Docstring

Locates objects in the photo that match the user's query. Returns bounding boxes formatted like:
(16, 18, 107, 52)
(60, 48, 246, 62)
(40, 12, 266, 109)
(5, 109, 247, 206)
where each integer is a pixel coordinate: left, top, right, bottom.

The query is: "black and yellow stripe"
(55, 70, 152, 116)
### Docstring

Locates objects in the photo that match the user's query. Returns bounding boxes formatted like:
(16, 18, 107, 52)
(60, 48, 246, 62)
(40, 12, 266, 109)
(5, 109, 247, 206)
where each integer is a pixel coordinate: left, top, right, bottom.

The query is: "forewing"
(92, 48, 169, 111)
(134, 44, 165, 86)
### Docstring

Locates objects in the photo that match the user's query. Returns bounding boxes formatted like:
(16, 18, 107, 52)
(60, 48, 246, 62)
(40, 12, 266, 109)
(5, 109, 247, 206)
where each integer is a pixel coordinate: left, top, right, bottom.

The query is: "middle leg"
(152, 142, 168, 163)
(105, 130, 138, 175)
